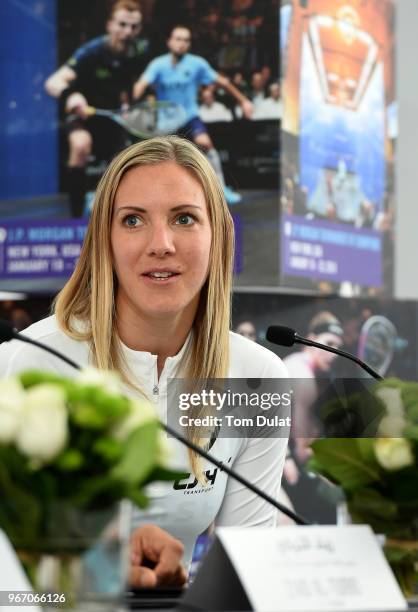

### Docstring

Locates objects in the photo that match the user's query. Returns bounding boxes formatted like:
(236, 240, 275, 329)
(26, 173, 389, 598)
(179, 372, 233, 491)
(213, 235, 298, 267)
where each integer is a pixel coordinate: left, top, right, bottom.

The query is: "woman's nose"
(145, 225, 176, 257)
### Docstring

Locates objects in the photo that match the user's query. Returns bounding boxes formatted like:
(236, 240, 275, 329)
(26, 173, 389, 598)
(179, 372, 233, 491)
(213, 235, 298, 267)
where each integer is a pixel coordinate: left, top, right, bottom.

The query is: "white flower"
(374, 438, 414, 471)
(375, 387, 404, 419)
(112, 398, 157, 441)
(0, 378, 26, 443)
(16, 384, 68, 463)
(375, 386, 408, 437)
(156, 432, 174, 467)
(76, 367, 122, 395)
(377, 414, 406, 437)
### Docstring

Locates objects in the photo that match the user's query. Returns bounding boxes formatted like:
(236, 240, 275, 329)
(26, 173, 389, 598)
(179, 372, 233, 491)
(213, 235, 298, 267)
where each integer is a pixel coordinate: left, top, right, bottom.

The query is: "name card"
(216, 525, 407, 612)
(0, 529, 40, 611)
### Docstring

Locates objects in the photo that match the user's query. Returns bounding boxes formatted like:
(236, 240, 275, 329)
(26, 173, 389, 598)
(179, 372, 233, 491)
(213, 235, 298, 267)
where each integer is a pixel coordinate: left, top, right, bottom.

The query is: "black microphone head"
(0, 319, 18, 342)
(266, 325, 296, 347)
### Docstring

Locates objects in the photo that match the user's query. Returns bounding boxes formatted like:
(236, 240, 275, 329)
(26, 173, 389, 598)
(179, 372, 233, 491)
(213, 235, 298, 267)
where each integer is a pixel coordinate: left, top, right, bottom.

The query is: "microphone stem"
(18, 334, 81, 371)
(163, 422, 309, 526)
(294, 335, 383, 381)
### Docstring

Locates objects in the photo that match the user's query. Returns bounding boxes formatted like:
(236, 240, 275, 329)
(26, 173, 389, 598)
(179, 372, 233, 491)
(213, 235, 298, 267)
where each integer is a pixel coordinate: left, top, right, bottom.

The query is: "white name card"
(216, 525, 407, 612)
(0, 529, 40, 611)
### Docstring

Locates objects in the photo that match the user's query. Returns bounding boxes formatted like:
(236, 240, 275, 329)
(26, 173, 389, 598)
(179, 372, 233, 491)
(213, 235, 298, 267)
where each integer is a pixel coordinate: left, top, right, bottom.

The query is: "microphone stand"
(161, 421, 304, 521)
(15, 333, 80, 371)
(266, 325, 383, 381)
(0, 321, 309, 526)
(293, 334, 383, 381)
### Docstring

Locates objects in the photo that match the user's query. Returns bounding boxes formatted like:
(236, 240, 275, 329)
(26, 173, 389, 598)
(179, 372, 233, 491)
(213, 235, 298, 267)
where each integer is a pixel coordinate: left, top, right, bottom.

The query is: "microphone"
(0, 319, 308, 526)
(266, 325, 383, 381)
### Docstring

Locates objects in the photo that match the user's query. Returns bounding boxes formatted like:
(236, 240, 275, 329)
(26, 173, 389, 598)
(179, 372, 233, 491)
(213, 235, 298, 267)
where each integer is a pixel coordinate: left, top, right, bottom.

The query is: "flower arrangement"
(309, 378, 418, 597)
(0, 367, 182, 553)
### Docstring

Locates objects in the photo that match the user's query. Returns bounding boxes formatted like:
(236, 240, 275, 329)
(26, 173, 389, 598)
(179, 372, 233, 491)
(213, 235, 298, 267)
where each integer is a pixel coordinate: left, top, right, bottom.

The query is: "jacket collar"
(120, 329, 194, 383)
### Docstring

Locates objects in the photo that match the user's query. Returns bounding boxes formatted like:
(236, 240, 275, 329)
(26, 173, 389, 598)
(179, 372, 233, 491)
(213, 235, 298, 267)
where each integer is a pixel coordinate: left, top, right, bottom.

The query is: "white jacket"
(0, 315, 289, 567)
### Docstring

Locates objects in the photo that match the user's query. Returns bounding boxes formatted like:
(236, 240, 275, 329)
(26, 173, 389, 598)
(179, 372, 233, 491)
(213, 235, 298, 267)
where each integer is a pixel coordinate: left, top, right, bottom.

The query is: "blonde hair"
(54, 135, 235, 475)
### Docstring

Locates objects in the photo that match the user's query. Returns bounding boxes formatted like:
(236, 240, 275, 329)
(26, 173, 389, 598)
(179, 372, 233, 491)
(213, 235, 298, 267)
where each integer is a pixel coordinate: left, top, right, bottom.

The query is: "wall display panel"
(1, 0, 282, 291)
(232, 291, 417, 522)
(280, 0, 396, 296)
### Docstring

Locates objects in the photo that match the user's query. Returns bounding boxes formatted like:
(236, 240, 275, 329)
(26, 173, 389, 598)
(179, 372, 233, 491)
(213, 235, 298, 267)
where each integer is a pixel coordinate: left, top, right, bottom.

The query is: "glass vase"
(12, 502, 131, 611)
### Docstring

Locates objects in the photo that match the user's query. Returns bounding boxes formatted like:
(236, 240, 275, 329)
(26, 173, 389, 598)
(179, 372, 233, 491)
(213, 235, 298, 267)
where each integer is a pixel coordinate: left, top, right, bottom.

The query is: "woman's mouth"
(142, 271, 181, 284)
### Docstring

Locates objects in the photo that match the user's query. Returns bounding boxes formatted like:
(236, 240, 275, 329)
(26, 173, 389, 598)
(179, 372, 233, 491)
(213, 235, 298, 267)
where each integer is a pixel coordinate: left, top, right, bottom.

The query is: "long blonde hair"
(54, 136, 235, 474)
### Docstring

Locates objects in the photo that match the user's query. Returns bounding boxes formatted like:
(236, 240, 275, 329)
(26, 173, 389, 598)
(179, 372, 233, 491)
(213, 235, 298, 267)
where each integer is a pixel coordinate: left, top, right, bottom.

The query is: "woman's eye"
(123, 215, 141, 227)
(176, 214, 195, 225)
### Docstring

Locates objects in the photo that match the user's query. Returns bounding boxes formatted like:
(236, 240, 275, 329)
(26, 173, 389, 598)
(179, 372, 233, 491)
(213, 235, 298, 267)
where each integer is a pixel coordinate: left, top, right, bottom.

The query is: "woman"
(0, 135, 288, 585)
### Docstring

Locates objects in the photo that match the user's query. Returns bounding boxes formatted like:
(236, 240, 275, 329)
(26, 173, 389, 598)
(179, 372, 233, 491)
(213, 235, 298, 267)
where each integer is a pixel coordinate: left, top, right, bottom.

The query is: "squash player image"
(133, 25, 254, 205)
(45, 0, 149, 217)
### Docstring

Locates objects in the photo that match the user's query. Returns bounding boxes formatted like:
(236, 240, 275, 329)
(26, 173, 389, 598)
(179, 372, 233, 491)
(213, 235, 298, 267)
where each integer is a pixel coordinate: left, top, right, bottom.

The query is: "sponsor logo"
(173, 456, 232, 494)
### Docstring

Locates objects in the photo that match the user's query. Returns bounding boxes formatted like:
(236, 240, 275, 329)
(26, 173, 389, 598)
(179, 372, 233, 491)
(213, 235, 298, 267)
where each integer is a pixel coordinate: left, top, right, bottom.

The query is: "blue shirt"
(143, 53, 218, 123)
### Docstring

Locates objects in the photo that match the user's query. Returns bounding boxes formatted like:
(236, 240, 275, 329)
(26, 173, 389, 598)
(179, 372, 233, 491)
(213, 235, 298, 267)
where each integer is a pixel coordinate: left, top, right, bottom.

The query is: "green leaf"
(68, 386, 131, 431)
(66, 385, 95, 404)
(309, 439, 381, 490)
(350, 488, 398, 519)
(93, 437, 123, 462)
(349, 510, 414, 539)
(92, 390, 130, 420)
(56, 449, 84, 471)
(67, 385, 130, 419)
(357, 438, 379, 464)
(406, 404, 418, 421)
(404, 424, 418, 440)
(401, 383, 418, 410)
(389, 468, 418, 504)
(0, 457, 42, 546)
(384, 545, 418, 564)
(143, 466, 189, 485)
(69, 474, 118, 507)
(111, 422, 159, 486)
(374, 378, 403, 389)
(385, 549, 413, 564)
(19, 370, 69, 388)
(126, 487, 149, 509)
(71, 402, 109, 429)
(389, 564, 418, 599)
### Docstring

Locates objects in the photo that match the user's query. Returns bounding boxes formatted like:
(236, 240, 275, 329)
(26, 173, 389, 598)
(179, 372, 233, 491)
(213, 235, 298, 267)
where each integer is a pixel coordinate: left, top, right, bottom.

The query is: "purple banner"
(0, 215, 243, 280)
(281, 214, 382, 287)
(0, 219, 87, 279)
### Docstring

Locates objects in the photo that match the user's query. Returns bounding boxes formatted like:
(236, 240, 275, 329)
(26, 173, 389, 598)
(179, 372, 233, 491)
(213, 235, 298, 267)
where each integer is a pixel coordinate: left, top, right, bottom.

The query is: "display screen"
(0, 0, 281, 291)
(280, 0, 396, 296)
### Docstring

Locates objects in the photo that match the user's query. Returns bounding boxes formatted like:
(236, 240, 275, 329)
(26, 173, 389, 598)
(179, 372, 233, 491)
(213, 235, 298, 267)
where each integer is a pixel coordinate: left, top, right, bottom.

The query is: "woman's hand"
(130, 524, 188, 588)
